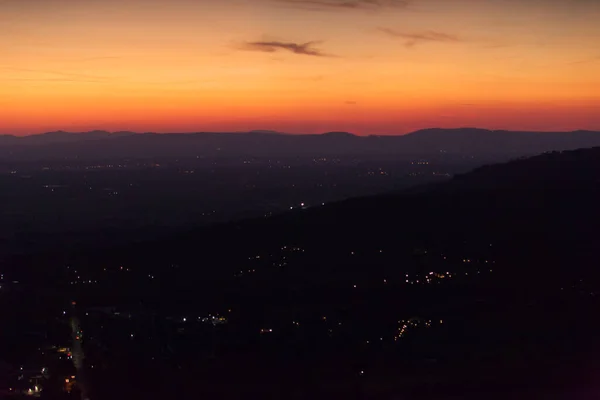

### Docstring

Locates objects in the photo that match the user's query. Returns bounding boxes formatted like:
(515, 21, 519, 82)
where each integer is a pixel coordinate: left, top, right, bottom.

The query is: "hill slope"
(33, 147, 599, 288)
(9, 147, 600, 400)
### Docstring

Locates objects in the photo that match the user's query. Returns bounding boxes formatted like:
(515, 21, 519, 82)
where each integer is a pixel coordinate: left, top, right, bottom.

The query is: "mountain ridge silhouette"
(1, 128, 600, 161)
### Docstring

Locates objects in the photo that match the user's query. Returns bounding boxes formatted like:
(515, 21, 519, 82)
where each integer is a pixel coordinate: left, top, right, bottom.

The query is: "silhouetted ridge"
(248, 130, 284, 135)
(321, 131, 357, 137)
(1, 129, 599, 160)
(407, 127, 492, 136)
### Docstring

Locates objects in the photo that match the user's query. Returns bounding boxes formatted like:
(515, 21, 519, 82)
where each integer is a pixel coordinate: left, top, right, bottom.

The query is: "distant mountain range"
(1, 128, 600, 161)
(0, 130, 137, 145)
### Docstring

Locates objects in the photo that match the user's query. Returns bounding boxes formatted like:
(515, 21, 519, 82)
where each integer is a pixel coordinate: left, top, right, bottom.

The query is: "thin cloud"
(481, 42, 511, 50)
(71, 56, 123, 63)
(276, 0, 411, 11)
(0, 66, 115, 81)
(1, 78, 104, 83)
(345, 101, 358, 105)
(378, 28, 462, 47)
(240, 41, 336, 57)
(568, 56, 600, 65)
(288, 75, 327, 81)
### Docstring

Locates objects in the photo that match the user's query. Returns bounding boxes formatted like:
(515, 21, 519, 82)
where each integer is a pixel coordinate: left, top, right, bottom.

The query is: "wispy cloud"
(1, 66, 247, 86)
(288, 75, 327, 82)
(0, 66, 116, 81)
(275, 0, 411, 11)
(568, 56, 600, 65)
(70, 56, 123, 63)
(239, 41, 336, 57)
(1, 78, 104, 83)
(378, 28, 462, 47)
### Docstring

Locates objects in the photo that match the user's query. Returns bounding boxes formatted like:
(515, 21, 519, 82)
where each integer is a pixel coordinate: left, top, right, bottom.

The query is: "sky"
(2, 0, 600, 135)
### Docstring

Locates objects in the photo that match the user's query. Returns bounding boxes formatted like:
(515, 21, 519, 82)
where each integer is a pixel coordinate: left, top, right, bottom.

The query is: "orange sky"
(2, 0, 600, 135)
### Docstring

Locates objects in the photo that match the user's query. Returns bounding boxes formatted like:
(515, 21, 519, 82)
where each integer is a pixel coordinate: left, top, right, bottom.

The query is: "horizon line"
(3, 126, 600, 138)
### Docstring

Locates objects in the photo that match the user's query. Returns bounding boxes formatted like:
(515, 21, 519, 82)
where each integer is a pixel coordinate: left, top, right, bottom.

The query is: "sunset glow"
(2, 0, 600, 135)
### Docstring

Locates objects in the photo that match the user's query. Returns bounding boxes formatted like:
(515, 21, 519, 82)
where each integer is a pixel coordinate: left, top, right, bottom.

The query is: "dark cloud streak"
(378, 28, 462, 47)
(240, 41, 336, 57)
(275, 0, 411, 11)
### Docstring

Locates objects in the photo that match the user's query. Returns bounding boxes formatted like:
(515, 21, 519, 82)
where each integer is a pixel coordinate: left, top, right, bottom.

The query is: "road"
(70, 312, 90, 400)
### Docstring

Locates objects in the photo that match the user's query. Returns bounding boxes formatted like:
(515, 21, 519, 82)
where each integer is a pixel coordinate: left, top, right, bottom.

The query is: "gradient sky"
(2, 0, 600, 135)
